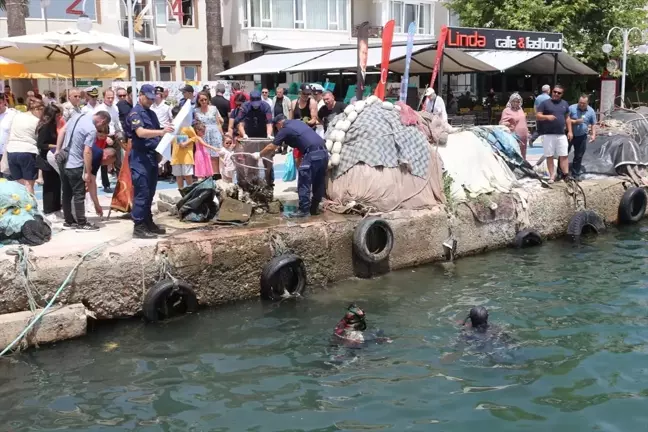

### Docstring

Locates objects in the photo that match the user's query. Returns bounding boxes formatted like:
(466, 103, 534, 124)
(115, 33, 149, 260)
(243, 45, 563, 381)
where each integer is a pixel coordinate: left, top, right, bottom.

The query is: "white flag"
(155, 100, 192, 164)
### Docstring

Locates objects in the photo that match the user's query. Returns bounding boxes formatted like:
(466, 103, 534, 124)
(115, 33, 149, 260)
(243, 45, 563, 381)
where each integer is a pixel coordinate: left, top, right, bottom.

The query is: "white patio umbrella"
(0, 56, 127, 79)
(0, 28, 163, 81)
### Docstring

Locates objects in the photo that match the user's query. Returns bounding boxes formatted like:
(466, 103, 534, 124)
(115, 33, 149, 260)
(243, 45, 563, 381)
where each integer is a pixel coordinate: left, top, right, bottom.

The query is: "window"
(181, 63, 201, 81)
(154, 0, 195, 27)
(391, 1, 432, 35)
(134, 65, 148, 82)
(449, 10, 461, 27)
(244, 0, 348, 30)
(159, 62, 176, 81)
(0, 0, 98, 20)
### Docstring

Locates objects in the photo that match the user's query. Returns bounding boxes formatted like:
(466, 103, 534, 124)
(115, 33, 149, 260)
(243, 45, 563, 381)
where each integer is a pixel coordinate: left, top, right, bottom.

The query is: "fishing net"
(0, 179, 50, 245)
(234, 138, 275, 207)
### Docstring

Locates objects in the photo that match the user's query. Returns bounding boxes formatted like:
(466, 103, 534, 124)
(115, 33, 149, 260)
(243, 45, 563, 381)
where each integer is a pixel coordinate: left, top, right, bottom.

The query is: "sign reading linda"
(446, 27, 563, 52)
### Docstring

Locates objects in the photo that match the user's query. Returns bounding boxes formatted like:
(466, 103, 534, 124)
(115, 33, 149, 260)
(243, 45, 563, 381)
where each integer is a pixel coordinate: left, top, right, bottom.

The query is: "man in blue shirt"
(260, 114, 328, 217)
(567, 95, 597, 178)
(536, 85, 572, 183)
(128, 84, 174, 239)
(236, 90, 273, 138)
(530, 84, 551, 144)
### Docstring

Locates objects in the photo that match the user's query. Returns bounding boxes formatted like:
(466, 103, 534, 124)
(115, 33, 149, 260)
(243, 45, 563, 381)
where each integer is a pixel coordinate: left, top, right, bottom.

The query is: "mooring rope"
(0, 243, 105, 358)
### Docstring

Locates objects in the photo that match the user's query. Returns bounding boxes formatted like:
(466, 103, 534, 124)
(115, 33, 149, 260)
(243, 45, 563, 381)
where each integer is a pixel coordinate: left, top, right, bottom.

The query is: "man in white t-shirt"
(0, 94, 16, 177)
(81, 87, 100, 114)
(150, 86, 172, 125)
(423, 88, 448, 123)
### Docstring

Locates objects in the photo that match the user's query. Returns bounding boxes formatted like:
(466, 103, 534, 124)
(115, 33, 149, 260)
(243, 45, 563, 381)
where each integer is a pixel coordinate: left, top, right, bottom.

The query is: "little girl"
(191, 120, 214, 180)
(217, 135, 236, 183)
(171, 127, 195, 189)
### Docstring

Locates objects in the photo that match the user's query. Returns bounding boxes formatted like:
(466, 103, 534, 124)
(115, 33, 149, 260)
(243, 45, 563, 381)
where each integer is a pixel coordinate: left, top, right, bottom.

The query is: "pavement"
(5, 154, 296, 260)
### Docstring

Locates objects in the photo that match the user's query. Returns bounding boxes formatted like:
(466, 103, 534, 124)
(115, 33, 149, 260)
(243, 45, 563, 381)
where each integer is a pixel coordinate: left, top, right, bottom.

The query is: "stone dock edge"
(0, 178, 632, 349)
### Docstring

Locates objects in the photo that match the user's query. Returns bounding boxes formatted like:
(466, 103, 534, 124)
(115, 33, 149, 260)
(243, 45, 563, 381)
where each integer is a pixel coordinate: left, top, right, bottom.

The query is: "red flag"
(110, 141, 134, 214)
(374, 20, 395, 101)
(430, 25, 449, 89)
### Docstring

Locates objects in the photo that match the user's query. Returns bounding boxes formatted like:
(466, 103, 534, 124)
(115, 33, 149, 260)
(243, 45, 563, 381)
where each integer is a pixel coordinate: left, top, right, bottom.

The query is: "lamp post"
(602, 27, 643, 108)
(40, 0, 50, 32)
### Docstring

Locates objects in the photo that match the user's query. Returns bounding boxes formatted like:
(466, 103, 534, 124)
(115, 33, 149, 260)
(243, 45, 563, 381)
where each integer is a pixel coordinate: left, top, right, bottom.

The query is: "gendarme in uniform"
(128, 84, 167, 238)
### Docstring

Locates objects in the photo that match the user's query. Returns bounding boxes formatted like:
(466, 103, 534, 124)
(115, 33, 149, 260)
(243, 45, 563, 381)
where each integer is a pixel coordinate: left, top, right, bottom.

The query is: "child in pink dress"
(190, 120, 214, 180)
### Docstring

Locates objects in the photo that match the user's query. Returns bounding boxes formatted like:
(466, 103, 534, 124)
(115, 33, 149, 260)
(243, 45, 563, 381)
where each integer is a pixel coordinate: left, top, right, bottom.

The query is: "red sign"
(429, 25, 448, 90)
(445, 27, 563, 52)
(374, 20, 395, 101)
(170, 0, 183, 19)
(65, 0, 83, 16)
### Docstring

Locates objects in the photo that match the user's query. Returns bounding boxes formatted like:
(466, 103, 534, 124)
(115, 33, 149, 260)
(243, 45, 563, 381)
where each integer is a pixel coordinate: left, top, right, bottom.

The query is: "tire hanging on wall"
(142, 278, 198, 322)
(618, 187, 647, 224)
(353, 218, 394, 264)
(260, 254, 307, 301)
(513, 228, 543, 248)
(567, 210, 606, 239)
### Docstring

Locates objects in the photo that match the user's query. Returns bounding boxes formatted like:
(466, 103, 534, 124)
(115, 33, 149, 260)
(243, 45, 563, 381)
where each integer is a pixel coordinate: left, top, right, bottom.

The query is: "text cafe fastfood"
(445, 27, 563, 52)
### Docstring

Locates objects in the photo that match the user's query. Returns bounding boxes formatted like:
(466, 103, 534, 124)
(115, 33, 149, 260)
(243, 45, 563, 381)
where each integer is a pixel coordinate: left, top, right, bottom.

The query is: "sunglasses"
(553, 91, 563, 95)
(262, 91, 268, 94)
(117, 94, 127, 98)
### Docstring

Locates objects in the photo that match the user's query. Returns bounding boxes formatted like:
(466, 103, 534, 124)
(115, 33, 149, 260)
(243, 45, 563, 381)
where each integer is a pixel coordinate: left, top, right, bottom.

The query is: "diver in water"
(463, 306, 489, 332)
(332, 303, 391, 347)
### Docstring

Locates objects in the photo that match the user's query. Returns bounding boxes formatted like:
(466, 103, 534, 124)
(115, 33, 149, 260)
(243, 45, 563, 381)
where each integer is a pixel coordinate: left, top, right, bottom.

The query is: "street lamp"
(40, 0, 50, 31)
(77, 14, 93, 32)
(602, 27, 643, 108)
(167, 18, 181, 35)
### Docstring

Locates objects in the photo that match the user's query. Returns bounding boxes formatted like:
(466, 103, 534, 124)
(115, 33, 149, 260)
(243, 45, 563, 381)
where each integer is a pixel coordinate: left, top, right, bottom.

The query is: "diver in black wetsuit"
(332, 303, 391, 348)
(463, 306, 489, 332)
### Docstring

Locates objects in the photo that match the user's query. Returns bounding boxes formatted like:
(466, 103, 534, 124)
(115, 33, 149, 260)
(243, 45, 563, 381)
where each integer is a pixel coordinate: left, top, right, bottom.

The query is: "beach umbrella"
(0, 28, 163, 81)
(0, 56, 127, 79)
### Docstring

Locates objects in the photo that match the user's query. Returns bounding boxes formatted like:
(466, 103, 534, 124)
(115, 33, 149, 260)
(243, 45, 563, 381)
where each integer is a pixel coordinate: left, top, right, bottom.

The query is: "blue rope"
(0, 243, 105, 358)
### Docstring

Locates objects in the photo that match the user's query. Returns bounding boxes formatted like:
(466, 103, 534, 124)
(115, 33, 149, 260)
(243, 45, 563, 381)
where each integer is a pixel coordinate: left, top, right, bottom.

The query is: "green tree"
(446, 0, 648, 70)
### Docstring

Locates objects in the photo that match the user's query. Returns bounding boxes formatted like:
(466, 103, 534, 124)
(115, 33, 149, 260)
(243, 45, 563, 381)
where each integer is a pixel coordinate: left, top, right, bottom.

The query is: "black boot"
(133, 223, 157, 239)
(310, 203, 321, 216)
(147, 219, 167, 235)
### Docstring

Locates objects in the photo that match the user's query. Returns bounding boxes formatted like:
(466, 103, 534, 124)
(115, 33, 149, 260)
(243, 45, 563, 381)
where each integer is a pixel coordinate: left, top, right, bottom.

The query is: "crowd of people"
(421, 83, 597, 182)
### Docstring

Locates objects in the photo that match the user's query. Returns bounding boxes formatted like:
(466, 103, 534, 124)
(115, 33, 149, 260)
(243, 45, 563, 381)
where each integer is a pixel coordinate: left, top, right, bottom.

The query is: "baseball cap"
(154, 86, 164, 94)
(250, 89, 262, 108)
(140, 84, 156, 100)
(300, 83, 312, 94)
(215, 83, 226, 93)
(86, 87, 99, 97)
(310, 83, 324, 93)
(180, 84, 194, 93)
(273, 113, 286, 124)
(425, 87, 435, 97)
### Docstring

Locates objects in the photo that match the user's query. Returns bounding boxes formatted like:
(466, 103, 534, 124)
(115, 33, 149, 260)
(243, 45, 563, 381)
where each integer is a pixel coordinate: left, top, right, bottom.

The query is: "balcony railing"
(119, 19, 154, 41)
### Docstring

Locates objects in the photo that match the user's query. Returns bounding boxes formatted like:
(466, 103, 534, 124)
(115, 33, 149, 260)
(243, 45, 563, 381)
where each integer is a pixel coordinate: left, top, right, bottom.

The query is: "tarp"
(438, 131, 518, 201)
(574, 134, 648, 176)
(327, 146, 445, 212)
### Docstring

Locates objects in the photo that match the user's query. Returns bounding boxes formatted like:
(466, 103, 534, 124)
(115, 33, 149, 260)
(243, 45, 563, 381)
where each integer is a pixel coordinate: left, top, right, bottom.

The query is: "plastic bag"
(283, 149, 297, 182)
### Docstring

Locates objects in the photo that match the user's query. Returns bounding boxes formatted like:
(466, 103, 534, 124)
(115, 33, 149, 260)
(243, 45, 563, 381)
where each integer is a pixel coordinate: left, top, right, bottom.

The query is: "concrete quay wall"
(0, 178, 629, 321)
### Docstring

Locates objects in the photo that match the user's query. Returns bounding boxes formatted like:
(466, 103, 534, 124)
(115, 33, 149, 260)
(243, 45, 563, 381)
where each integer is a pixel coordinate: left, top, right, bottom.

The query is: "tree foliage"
(447, 0, 648, 71)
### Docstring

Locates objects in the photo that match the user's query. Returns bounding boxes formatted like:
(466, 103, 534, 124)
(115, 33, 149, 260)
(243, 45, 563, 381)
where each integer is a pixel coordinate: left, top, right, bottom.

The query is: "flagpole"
(151, 0, 161, 80)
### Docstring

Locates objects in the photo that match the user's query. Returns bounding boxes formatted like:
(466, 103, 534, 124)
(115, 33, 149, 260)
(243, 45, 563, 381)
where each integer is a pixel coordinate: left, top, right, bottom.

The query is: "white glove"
(267, 135, 274, 139)
(252, 152, 260, 160)
(243, 134, 249, 139)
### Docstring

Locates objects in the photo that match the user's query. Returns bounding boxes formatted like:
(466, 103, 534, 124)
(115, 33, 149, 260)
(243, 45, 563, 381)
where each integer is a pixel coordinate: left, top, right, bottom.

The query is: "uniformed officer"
(236, 90, 273, 139)
(128, 84, 174, 238)
(261, 114, 328, 217)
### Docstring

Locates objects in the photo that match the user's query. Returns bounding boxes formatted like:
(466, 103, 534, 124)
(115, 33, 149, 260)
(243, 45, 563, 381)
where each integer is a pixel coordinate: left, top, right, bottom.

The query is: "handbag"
(282, 149, 297, 182)
(55, 113, 85, 168)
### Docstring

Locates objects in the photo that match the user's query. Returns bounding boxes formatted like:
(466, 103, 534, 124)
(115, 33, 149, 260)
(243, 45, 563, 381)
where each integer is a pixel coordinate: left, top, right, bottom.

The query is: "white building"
(0, 0, 459, 89)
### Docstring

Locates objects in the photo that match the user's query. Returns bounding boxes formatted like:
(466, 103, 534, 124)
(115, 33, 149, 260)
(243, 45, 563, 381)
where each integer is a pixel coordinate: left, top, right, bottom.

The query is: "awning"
(466, 50, 598, 75)
(389, 46, 499, 74)
(218, 49, 332, 75)
(283, 44, 431, 73)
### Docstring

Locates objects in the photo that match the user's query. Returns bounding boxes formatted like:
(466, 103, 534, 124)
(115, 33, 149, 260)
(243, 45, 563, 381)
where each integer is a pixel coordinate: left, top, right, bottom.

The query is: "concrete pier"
(0, 178, 629, 323)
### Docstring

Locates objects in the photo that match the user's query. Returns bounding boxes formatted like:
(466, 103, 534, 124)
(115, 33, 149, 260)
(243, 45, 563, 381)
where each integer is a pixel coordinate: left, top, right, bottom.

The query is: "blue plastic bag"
(283, 150, 297, 182)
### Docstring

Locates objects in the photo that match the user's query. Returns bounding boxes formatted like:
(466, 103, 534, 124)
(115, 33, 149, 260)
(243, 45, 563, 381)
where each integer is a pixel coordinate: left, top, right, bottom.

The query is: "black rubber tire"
(618, 187, 647, 224)
(142, 278, 198, 322)
(567, 210, 606, 239)
(260, 254, 307, 301)
(353, 218, 394, 264)
(513, 228, 543, 248)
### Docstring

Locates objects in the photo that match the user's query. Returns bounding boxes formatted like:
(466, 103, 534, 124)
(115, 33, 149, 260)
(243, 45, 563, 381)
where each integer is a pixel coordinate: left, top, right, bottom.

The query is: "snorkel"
(463, 306, 489, 332)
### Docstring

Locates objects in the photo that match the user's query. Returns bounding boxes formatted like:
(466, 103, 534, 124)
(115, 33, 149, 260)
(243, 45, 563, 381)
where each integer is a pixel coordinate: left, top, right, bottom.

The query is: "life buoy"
(353, 218, 394, 263)
(260, 254, 307, 301)
(567, 210, 605, 239)
(142, 278, 198, 322)
(618, 187, 647, 224)
(513, 228, 543, 248)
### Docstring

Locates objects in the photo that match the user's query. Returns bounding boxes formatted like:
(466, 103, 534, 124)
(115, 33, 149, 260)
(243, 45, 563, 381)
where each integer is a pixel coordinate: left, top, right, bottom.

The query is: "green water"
(3, 224, 648, 431)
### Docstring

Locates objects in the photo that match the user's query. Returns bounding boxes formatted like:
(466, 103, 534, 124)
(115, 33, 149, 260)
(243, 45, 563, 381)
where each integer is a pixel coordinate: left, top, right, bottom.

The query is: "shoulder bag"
(54, 113, 85, 168)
